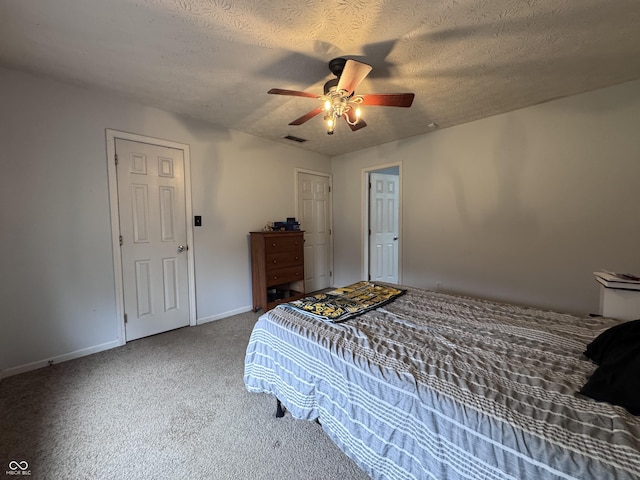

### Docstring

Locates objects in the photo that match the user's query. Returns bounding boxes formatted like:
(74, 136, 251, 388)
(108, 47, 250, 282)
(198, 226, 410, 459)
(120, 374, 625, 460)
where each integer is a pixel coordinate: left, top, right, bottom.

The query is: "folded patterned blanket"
(283, 281, 405, 322)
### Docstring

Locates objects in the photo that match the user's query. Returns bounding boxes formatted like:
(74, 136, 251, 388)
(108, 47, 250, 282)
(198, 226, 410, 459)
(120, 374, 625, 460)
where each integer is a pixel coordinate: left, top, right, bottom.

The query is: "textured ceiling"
(1, 0, 640, 156)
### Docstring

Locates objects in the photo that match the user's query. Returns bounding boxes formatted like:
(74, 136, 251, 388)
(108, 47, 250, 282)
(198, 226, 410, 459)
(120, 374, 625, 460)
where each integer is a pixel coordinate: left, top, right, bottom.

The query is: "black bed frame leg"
(275, 398, 285, 418)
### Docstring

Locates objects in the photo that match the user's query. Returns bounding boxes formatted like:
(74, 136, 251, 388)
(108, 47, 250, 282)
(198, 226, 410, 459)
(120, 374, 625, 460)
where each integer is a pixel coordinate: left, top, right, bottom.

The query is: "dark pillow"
(580, 351, 640, 415)
(580, 319, 640, 414)
(584, 319, 640, 365)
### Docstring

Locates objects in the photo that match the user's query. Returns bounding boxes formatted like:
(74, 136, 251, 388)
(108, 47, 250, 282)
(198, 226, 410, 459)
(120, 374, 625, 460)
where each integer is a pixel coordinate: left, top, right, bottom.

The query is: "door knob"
(177, 245, 187, 253)
(393, 236, 398, 241)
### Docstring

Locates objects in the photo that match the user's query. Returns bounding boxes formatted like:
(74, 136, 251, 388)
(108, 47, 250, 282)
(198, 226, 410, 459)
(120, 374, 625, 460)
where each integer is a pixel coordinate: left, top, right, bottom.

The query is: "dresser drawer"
(266, 250, 303, 270)
(264, 235, 303, 253)
(266, 265, 304, 287)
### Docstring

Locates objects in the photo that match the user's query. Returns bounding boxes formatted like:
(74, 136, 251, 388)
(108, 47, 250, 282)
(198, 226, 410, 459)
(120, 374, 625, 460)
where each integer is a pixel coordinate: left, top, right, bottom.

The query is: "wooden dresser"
(250, 231, 305, 312)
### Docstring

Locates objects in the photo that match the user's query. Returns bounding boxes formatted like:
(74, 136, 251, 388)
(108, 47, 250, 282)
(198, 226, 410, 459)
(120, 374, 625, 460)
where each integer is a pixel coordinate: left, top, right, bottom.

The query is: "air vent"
(282, 135, 307, 143)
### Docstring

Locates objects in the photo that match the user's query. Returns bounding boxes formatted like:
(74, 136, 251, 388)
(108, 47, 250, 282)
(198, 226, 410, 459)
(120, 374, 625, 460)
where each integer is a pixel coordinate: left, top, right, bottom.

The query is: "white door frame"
(106, 129, 197, 345)
(362, 162, 403, 284)
(294, 168, 334, 289)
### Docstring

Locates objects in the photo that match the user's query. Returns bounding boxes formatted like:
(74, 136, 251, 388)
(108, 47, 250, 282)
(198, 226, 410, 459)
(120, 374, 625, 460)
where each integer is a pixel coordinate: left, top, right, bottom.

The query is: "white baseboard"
(0, 340, 123, 380)
(197, 305, 254, 325)
(1, 307, 255, 380)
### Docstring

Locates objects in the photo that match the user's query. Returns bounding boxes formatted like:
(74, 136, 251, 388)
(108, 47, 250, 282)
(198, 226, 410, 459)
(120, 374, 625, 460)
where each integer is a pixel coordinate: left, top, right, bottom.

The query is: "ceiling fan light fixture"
(268, 57, 414, 134)
(344, 105, 362, 126)
(320, 89, 364, 130)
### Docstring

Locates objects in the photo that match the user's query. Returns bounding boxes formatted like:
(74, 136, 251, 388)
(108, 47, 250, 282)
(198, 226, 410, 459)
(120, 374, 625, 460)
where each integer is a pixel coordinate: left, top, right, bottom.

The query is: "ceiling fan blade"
(336, 59, 372, 95)
(289, 106, 325, 125)
(344, 110, 367, 131)
(360, 93, 415, 107)
(268, 88, 319, 99)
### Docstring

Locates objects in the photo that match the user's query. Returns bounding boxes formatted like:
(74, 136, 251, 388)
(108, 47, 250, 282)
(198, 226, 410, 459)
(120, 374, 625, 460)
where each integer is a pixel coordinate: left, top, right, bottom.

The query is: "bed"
(243, 282, 640, 479)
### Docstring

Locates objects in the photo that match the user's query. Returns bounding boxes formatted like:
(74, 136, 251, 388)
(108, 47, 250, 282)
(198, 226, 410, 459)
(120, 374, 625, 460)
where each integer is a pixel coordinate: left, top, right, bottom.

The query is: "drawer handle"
(295, 272, 299, 276)
(272, 243, 277, 247)
(273, 275, 278, 280)
(273, 260, 277, 264)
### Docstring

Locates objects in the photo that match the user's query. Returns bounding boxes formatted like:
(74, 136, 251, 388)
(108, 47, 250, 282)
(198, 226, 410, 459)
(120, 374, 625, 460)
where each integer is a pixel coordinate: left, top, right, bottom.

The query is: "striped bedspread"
(243, 285, 640, 479)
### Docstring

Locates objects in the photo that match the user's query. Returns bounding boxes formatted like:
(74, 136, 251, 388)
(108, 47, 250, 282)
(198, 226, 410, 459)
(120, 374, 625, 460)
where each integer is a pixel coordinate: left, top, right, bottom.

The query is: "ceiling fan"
(268, 57, 415, 135)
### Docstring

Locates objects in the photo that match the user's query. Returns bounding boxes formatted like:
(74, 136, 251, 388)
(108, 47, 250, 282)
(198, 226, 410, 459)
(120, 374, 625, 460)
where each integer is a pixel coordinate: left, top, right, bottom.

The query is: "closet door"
(369, 172, 399, 284)
(298, 171, 332, 292)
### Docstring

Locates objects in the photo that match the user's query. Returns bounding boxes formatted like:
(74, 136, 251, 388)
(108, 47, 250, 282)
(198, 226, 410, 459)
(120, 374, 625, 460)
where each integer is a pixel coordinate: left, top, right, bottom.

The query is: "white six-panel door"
(297, 171, 332, 292)
(116, 138, 190, 341)
(369, 172, 399, 284)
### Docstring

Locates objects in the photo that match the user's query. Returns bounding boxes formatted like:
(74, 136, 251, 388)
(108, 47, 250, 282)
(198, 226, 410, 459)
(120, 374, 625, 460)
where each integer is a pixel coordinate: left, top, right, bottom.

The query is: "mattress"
(243, 285, 640, 479)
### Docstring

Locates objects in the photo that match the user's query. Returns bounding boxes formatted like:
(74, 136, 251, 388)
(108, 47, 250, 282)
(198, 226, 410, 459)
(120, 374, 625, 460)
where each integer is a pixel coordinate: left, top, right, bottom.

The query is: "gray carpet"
(0, 311, 370, 479)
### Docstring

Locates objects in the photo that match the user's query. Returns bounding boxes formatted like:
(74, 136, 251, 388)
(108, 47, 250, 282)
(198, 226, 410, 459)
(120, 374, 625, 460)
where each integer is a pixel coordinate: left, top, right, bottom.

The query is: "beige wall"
(0, 67, 330, 374)
(3, 64, 639, 376)
(332, 80, 640, 315)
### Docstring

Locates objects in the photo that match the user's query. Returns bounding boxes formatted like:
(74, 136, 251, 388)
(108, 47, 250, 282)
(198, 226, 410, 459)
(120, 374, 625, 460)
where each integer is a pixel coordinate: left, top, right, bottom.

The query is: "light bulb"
(324, 100, 331, 111)
(326, 117, 335, 135)
(355, 107, 361, 119)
